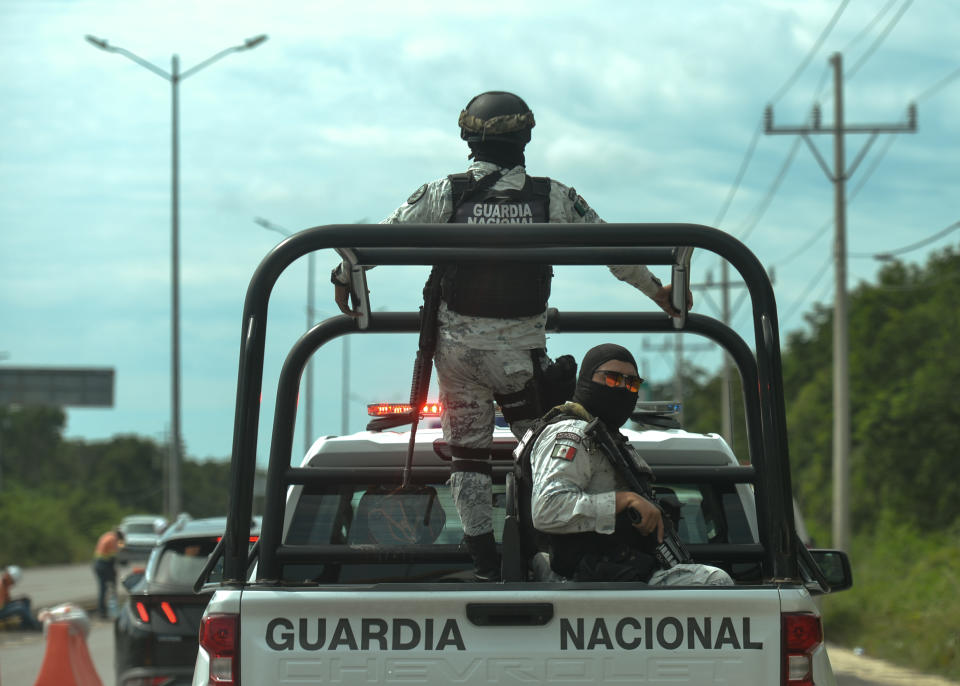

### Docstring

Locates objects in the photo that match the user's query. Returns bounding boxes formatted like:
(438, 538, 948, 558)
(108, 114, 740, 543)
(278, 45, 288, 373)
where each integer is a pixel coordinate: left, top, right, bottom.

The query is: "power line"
(914, 64, 960, 103)
(848, 133, 898, 199)
(713, 121, 763, 228)
(777, 218, 832, 268)
(710, 0, 849, 239)
(780, 255, 833, 327)
(845, 0, 915, 81)
(769, 0, 851, 105)
(737, 135, 803, 242)
(775, 133, 898, 268)
(734, 65, 831, 248)
(870, 268, 960, 292)
(850, 220, 960, 259)
(841, 0, 898, 57)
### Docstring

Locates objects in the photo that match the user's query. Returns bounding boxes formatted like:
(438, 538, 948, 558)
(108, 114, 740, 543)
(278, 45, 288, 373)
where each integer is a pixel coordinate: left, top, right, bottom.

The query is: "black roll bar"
(222, 223, 797, 584)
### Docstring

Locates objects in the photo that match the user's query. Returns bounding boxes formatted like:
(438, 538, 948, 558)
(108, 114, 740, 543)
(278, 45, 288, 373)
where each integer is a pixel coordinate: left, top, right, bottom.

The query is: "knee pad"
(450, 445, 492, 476)
(495, 381, 542, 424)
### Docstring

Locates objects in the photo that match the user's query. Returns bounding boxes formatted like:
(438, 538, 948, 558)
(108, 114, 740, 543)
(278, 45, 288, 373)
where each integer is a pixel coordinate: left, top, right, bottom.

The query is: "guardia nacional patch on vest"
(407, 183, 428, 205)
(456, 200, 545, 224)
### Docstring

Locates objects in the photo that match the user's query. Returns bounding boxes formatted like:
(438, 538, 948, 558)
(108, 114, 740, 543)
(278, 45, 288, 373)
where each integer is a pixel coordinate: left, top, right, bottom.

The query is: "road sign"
(0, 367, 114, 407)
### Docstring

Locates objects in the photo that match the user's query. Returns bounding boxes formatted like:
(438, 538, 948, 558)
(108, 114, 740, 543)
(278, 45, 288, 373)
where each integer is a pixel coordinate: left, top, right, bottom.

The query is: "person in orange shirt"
(0, 565, 42, 630)
(92, 527, 125, 619)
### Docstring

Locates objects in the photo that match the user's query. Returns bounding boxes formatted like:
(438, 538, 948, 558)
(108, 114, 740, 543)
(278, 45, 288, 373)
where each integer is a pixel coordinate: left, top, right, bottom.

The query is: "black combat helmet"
(458, 91, 535, 146)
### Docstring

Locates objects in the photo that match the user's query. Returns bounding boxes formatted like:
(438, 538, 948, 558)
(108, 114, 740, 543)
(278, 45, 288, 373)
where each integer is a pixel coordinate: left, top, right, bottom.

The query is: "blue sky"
(1, 0, 957, 466)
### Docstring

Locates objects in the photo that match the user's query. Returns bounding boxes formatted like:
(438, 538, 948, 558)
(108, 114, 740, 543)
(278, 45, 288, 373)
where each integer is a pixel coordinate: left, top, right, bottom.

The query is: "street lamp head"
(85, 34, 109, 50)
(243, 34, 268, 50)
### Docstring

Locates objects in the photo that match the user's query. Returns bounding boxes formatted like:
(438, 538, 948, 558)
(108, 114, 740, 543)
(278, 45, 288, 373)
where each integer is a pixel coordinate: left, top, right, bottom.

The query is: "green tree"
(679, 243, 960, 538)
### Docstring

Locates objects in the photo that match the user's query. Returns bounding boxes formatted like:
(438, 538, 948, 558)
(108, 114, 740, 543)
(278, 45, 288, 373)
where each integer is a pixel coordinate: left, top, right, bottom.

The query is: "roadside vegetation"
(677, 243, 960, 680)
(0, 405, 234, 566)
(1, 244, 957, 677)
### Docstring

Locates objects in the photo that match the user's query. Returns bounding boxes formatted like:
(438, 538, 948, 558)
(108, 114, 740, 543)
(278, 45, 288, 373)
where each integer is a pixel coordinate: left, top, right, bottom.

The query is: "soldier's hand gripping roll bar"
(334, 247, 371, 329)
(584, 418, 693, 569)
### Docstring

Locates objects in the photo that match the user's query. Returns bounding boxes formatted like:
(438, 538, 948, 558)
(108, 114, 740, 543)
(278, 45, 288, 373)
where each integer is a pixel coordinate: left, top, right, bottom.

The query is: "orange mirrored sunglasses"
(595, 370, 644, 393)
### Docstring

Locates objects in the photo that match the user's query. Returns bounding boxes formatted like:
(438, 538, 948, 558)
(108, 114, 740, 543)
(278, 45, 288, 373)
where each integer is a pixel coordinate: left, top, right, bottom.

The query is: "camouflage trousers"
(648, 564, 734, 586)
(435, 339, 545, 537)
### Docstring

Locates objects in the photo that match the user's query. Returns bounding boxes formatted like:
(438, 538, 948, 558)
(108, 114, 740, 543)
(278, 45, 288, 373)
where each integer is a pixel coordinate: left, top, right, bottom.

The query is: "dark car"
(114, 515, 260, 686)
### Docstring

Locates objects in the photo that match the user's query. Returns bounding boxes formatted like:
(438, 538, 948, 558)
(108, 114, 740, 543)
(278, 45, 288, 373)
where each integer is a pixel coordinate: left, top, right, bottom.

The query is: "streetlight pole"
(87, 34, 268, 519)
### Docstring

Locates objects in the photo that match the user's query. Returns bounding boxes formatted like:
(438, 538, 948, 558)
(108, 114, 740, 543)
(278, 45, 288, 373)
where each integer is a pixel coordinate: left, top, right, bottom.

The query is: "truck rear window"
(281, 482, 756, 584)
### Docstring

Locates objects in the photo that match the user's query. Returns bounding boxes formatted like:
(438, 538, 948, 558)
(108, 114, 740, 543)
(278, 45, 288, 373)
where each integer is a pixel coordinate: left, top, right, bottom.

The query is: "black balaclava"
(468, 140, 526, 168)
(572, 343, 639, 431)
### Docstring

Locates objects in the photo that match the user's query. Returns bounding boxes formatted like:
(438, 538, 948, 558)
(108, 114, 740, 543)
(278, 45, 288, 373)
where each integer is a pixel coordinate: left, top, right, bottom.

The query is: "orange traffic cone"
(32, 620, 103, 686)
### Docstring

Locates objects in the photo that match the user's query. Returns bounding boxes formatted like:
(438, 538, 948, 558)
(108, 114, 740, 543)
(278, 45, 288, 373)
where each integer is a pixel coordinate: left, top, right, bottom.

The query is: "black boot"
(464, 532, 500, 582)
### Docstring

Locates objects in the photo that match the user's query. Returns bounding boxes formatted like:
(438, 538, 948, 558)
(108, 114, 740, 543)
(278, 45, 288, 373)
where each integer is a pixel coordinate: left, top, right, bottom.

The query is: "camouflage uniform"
(530, 417, 733, 585)
(380, 160, 665, 545)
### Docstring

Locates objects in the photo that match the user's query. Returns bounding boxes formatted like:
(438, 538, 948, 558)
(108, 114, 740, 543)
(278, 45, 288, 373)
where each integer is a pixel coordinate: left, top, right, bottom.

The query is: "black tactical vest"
(442, 171, 553, 318)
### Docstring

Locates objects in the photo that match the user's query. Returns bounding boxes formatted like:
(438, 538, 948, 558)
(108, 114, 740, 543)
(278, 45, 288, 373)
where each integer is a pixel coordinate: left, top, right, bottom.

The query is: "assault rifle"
(583, 418, 692, 569)
(367, 266, 443, 489)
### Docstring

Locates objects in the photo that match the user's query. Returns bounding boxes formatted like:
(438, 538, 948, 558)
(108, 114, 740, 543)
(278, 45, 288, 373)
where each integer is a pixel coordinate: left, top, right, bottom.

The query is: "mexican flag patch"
(551, 443, 578, 461)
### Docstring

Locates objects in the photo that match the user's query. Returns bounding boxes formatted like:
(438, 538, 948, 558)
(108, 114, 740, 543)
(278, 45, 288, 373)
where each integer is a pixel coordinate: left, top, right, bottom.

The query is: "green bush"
(822, 515, 960, 680)
(0, 485, 126, 565)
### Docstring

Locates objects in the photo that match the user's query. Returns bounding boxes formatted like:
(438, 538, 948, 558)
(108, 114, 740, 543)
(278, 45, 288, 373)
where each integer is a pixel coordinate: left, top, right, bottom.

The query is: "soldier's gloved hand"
(334, 284, 361, 318)
(652, 284, 693, 318)
(615, 491, 664, 543)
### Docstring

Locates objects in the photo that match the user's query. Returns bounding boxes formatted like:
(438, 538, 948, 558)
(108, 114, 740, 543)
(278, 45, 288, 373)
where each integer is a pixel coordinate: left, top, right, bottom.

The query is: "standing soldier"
(333, 91, 689, 580)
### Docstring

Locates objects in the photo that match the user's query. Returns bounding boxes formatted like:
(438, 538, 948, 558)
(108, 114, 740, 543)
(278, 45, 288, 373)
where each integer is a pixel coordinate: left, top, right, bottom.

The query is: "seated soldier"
(527, 343, 732, 585)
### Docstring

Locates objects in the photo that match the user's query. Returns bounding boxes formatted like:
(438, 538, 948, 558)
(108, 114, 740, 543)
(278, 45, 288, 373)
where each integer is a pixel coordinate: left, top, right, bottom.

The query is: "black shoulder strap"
(529, 176, 551, 198)
(447, 172, 473, 207)
(447, 170, 506, 215)
(528, 176, 551, 219)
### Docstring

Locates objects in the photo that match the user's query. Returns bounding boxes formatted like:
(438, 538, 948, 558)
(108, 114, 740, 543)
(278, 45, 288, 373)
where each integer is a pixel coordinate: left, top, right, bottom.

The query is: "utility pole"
(691, 267, 760, 445)
(642, 337, 712, 426)
(764, 52, 917, 552)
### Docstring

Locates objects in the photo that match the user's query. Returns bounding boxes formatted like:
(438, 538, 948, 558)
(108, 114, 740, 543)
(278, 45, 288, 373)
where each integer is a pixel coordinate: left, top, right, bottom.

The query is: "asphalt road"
(1, 563, 957, 686)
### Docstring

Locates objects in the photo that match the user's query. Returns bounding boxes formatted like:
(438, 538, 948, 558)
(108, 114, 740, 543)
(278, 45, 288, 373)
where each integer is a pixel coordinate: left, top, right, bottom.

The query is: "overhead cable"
(845, 0, 915, 81)
(776, 134, 898, 267)
(769, 0, 851, 106)
(737, 136, 802, 242)
(840, 0, 898, 57)
(713, 121, 763, 228)
(914, 64, 960, 103)
(709, 1, 848, 243)
(850, 220, 960, 259)
(781, 255, 833, 327)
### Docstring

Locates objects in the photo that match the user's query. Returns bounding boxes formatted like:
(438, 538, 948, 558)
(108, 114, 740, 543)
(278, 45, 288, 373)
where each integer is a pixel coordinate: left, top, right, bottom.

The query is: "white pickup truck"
(193, 223, 853, 686)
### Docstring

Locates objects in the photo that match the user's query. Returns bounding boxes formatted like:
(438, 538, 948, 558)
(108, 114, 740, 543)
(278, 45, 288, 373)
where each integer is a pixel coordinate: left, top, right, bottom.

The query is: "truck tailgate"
(242, 586, 782, 685)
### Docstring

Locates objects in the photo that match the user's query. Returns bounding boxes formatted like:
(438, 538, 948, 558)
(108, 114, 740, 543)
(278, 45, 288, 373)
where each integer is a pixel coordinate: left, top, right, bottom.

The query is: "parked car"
(117, 514, 167, 565)
(114, 515, 260, 686)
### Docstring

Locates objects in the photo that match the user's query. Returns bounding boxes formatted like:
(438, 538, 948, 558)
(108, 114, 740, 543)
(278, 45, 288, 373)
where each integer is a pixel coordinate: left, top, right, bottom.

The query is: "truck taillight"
(199, 613, 239, 685)
(782, 612, 822, 686)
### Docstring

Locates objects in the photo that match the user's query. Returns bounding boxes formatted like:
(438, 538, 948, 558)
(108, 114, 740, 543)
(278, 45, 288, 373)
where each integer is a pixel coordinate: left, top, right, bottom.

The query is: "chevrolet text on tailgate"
(192, 223, 853, 686)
